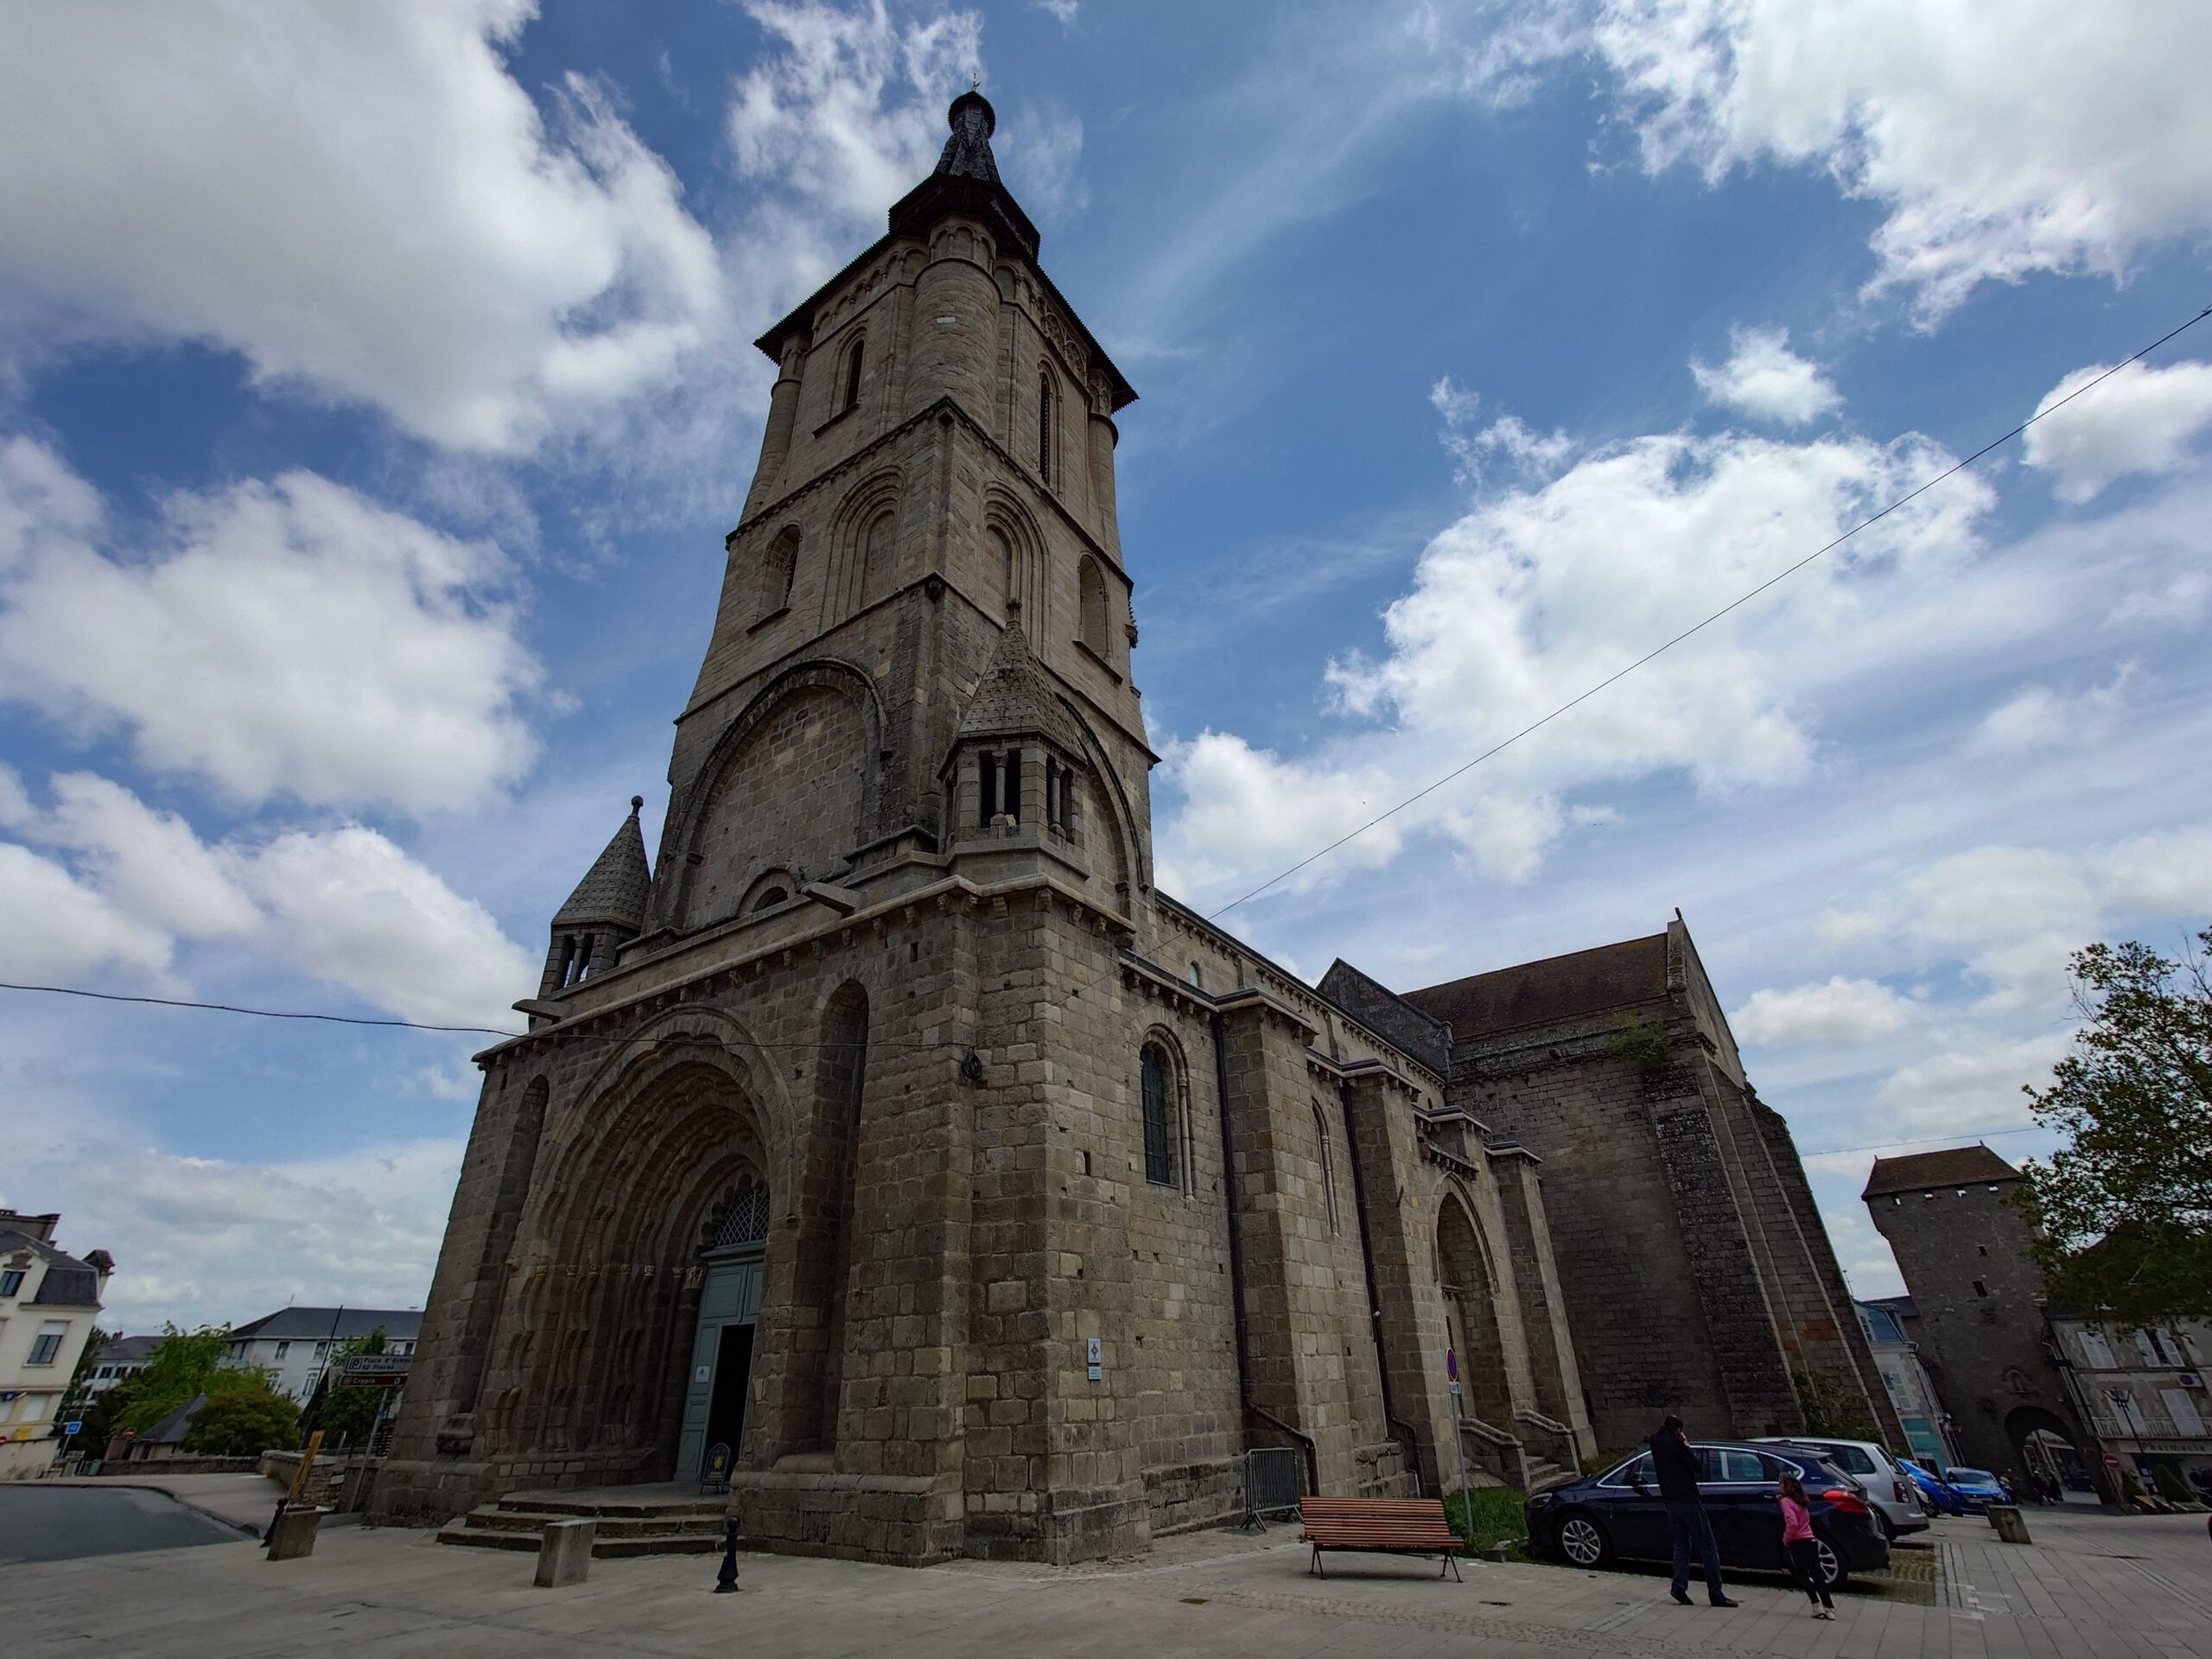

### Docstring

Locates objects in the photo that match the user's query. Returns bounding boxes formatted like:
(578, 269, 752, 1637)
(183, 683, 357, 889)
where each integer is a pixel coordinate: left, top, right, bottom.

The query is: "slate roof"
(1401, 933, 1671, 1041)
(1315, 959, 1453, 1076)
(553, 798, 652, 931)
(100, 1334, 164, 1364)
(1861, 1145, 2021, 1199)
(950, 620, 1089, 760)
(227, 1306, 424, 1344)
(0, 1225, 109, 1308)
(142, 1390, 208, 1446)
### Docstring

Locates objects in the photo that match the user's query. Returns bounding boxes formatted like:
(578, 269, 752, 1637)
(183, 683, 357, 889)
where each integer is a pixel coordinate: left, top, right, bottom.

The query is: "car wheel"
(1556, 1511, 1612, 1569)
(1813, 1531, 1850, 1592)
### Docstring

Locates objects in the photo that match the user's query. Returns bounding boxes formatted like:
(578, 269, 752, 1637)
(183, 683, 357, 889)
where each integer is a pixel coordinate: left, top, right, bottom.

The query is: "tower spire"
(935, 86, 1001, 184)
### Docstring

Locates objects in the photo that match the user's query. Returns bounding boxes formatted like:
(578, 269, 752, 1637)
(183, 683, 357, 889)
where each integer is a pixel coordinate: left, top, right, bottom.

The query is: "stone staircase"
(437, 1487, 727, 1558)
(1522, 1457, 1574, 1494)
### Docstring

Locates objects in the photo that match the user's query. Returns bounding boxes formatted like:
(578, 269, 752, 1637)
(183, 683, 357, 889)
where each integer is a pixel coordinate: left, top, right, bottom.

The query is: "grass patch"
(1444, 1486, 1527, 1553)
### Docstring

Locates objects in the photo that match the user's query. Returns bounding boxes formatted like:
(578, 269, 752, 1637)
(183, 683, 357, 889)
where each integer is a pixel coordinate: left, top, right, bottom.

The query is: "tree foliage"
(2013, 927, 2212, 1326)
(183, 1377, 299, 1458)
(1792, 1366, 1878, 1441)
(311, 1326, 391, 1450)
(115, 1325, 232, 1434)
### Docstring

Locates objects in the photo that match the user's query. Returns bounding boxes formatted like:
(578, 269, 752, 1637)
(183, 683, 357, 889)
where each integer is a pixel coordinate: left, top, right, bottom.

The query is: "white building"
(0, 1209, 112, 1478)
(1857, 1297, 1957, 1469)
(79, 1333, 162, 1395)
(2047, 1316, 2212, 1499)
(224, 1306, 422, 1403)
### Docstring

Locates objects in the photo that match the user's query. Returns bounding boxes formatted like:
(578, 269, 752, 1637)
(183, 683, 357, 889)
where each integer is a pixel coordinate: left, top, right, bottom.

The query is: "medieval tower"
(378, 93, 1883, 1565)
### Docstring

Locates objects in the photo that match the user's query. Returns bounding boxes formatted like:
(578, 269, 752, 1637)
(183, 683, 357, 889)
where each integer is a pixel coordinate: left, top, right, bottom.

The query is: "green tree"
(2013, 928, 2212, 1326)
(182, 1377, 299, 1457)
(313, 1327, 391, 1450)
(117, 1325, 232, 1434)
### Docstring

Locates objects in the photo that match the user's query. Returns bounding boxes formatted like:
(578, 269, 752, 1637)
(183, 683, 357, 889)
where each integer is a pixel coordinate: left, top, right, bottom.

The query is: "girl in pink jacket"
(1778, 1471, 1834, 1618)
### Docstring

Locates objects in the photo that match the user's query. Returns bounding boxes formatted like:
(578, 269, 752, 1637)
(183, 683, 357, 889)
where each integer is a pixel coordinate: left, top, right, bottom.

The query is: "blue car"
(1942, 1467, 2011, 1513)
(1895, 1457, 1968, 1516)
(1526, 1440, 1890, 1592)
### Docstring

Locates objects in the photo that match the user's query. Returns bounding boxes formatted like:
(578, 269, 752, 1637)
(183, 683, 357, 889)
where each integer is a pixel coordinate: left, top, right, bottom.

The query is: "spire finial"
(630, 795, 645, 815)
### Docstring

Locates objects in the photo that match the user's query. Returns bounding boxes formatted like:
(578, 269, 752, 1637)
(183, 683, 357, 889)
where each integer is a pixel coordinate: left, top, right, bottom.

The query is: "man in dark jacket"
(1650, 1414, 1735, 1606)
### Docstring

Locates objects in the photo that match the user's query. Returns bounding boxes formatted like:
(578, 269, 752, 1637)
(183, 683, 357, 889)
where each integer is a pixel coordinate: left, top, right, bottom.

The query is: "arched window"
(1038, 370, 1055, 486)
(1077, 556, 1109, 657)
(1313, 1103, 1339, 1234)
(842, 335, 866, 410)
(753, 887, 788, 913)
(760, 525, 799, 619)
(1141, 1045, 1176, 1187)
(859, 506, 897, 607)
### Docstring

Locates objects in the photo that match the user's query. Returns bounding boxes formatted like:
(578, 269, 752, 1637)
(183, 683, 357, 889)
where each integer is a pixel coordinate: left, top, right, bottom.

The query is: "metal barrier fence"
(1244, 1446, 1304, 1528)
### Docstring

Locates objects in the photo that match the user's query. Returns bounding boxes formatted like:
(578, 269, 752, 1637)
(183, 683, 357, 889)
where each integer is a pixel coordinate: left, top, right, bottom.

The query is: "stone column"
(743, 333, 810, 519)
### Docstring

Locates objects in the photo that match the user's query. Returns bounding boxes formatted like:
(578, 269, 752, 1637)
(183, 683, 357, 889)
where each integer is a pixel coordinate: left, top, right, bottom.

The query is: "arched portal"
(500, 1054, 772, 1486)
(2006, 1404, 2094, 1502)
(1435, 1195, 1515, 1430)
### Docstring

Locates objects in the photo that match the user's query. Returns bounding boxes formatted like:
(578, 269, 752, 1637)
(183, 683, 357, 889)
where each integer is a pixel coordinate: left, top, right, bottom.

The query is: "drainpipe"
(1211, 1012, 1319, 1495)
(1338, 1077, 1425, 1495)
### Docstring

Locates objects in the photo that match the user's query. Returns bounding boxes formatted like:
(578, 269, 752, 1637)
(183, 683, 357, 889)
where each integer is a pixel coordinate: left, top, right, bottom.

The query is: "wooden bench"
(1298, 1497, 1465, 1580)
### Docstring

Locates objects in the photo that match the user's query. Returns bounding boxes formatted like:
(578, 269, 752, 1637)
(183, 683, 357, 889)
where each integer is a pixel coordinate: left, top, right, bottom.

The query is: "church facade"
(375, 94, 1881, 1564)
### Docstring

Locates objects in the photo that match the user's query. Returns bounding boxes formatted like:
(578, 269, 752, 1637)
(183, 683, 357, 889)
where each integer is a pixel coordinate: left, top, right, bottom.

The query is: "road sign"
(62, 1421, 82, 1435)
(1446, 1346, 1459, 1382)
(2103, 1453, 2122, 1468)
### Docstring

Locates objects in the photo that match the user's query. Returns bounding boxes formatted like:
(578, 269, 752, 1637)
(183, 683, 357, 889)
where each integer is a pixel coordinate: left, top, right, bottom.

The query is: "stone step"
(494, 1491, 724, 1520)
(464, 1508, 720, 1540)
(438, 1513, 724, 1558)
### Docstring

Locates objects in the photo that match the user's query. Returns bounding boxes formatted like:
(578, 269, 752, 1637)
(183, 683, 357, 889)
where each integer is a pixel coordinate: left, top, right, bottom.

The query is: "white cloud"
(1032, 0, 1078, 26)
(1971, 668, 2132, 756)
(1154, 731, 1405, 899)
(1692, 327, 1841, 425)
(2024, 358, 2212, 504)
(1875, 1029, 2071, 1134)
(1431, 378, 1577, 484)
(0, 1128, 463, 1332)
(0, 2, 726, 454)
(231, 824, 536, 1031)
(1732, 976, 1910, 1048)
(0, 841, 175, 986)
(0, 438, 542, 816)
(7, 770, 536, 1029)
(2098, 828, 2212, 921)
(1905, 846, 2100, 1004)
(1581, 0, 2212, 318)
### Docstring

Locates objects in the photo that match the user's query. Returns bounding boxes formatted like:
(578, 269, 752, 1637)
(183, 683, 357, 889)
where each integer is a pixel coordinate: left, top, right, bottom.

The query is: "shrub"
(183, 1378, 299, 1458)
(1444, 1485, 1527, 1552)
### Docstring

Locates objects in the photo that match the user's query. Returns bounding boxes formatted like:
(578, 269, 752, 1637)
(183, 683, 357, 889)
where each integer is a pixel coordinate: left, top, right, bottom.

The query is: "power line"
(1208, 302, 2212, 918)
(1798, 1123, 2044, 1160)
(0, 980, 941, 1053)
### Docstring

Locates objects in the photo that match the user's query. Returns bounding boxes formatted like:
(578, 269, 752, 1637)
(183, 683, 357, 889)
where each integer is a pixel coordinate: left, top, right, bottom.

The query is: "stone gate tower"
(377, 92, 1596, 1563)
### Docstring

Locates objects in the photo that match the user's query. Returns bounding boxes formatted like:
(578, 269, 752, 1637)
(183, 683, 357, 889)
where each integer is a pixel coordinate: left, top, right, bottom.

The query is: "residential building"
(226, 1307, 422, 1403)
(2045, 1314, 2212, 1498)
(0, 1209, 113, 1478)
(79, 1333, 162, 1396)
(1855, 1297, 1955, 1468)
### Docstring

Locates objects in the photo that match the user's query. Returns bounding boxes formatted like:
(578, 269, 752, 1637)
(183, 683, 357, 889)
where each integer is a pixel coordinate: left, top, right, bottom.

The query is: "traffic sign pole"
(1446, 1346, 1471, 1534)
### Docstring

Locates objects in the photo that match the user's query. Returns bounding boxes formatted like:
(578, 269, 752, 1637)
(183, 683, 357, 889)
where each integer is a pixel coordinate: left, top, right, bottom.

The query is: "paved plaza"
(3, 1502, 2205, 1658)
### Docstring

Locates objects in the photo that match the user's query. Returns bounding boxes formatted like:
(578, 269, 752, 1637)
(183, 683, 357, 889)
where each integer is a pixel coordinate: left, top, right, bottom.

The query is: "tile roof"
(0, 1225, 107, 1307)
(1401, 932, 1670, 1040)
(1860, 1145, 2021, 1198)
(227, 1306, 423, 1343)
(553, 798, 652, 931)
(951, 618, 1088, 759)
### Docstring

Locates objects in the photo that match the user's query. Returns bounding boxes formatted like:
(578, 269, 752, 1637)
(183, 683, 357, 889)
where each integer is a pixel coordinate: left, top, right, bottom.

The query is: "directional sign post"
(1446, 1346, 1471, 1523)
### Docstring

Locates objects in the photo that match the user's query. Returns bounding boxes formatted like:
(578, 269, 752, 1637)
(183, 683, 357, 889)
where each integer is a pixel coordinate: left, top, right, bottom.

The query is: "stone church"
(376, 93, 1888, 1562)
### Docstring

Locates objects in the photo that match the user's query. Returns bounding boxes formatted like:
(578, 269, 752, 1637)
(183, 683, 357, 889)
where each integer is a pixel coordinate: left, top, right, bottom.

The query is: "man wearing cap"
(1651, 1414, 1735, 1607)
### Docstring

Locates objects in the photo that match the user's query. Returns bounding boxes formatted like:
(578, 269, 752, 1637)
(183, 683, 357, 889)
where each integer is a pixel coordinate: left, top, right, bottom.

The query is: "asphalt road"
(0, 1484, 251, 1564)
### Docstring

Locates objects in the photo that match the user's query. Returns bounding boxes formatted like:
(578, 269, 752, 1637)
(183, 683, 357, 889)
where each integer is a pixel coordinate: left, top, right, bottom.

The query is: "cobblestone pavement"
(3, 1505, 2204, 1658)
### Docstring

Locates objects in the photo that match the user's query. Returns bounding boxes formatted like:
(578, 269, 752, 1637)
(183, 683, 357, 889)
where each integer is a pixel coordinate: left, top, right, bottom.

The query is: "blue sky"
(3, 0, 2209, 1331)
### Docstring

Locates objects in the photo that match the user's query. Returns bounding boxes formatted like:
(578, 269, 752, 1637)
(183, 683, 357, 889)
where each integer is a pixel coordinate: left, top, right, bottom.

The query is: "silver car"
(1755, 1437, 1929, 1541)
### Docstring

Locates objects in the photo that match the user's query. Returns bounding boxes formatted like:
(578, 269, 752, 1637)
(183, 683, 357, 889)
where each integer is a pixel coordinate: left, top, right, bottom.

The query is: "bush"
(183, 1379, 299, 1458)
(1444, 1485, 1527, 1552)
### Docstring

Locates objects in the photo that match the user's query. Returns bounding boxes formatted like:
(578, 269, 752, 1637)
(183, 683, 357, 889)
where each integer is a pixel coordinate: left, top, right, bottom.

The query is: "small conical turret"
(935, 87, 1001, 183)
(889, 87, 1039, 257)
(541, 797, 652, 996)
(953, 607, 1085, 756)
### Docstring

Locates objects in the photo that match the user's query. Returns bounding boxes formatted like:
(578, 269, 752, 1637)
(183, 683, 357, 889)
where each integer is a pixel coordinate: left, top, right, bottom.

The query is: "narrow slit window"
(1141, 1047, 1176, 1187)
(1038, 372, 1054, 485)
(979, 751, 1000, 825)
(842, 337, 865, 409)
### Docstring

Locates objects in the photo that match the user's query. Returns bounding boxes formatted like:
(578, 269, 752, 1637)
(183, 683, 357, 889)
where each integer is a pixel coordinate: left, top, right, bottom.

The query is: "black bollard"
(715, 1516, 741, 1593)
(263, 1498, 288, 1546)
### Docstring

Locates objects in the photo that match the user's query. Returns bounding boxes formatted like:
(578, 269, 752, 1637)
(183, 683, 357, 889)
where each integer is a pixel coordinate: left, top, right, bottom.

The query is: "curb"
(40, 1476, 273, 1537)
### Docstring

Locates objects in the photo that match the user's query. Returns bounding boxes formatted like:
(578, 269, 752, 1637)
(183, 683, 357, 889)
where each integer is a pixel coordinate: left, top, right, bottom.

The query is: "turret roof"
(950, 615, 1088, 762)
(553, 798, 652, 931)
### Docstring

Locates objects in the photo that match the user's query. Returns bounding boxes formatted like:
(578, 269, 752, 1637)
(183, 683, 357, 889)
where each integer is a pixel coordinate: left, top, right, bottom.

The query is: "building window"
(842, 335, 866, 410)
(753, 887, 789, 912)
(274, 1341, 289, 1361)
(1141, 1046, 1177, 1187)
(1077, 556, 1109, 657)
(0, 1269, 22, 1297)
(1313, 1103, 1339, 1234)
(2081, 1328, 2116, 1369)
(760, 525, 800, 618)
(1977, 1244, 1988, 1256)
(1038, 371, 1054, 485)
(28, 1320, 68, 1366)
(1972, 1280, 1989, 1299)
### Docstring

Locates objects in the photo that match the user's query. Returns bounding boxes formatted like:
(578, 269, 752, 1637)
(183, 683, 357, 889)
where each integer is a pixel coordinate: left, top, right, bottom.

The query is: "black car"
(1525, 1440, 1890, 1591)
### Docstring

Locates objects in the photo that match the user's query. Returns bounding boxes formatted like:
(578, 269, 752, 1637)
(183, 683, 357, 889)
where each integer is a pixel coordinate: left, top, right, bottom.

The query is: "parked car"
(1526, 1441, 1891, 1592)
(1941, 1467, 2011, 1512)
(1895, 1457, 1969, 1516)
(1755, 1437, 1929, 1541)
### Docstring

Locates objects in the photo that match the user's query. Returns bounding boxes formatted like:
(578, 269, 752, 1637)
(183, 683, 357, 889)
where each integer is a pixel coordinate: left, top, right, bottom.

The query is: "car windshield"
(1949, 1469, 1995, 1484)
